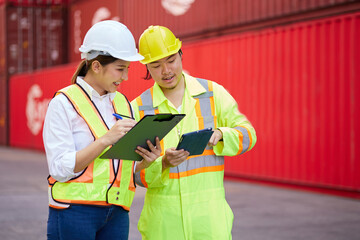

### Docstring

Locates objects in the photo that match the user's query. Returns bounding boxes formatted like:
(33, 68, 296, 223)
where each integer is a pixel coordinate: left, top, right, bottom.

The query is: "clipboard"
(100, 114, 185, 161)
(176, 128, 213, 156)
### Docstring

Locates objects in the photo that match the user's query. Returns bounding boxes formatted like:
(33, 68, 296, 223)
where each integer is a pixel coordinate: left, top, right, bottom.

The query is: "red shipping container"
(4, 6, 66, 75)
(6, 7, 34, 74)
(181, 12, 360, 192)
(120, 0, 360, 42)
(0, 71, 6, 145)
(0, 5, 67, 145)
(33, 6, 67, 69)
(67, 0, 360, 63)
(8, 60, 152, 150)
(9, 63, 77, 150)
(9, 10, 360, 194)
(0, 0, 69, 6)
(0, 4, 7, 144)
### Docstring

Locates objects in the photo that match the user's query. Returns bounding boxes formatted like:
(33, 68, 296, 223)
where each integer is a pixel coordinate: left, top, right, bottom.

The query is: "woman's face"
(95, 59, 130, 95)
(147, 53, 183, 92)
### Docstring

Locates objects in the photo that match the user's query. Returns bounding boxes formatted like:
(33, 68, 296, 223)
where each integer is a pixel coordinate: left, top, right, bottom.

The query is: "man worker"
(131, 25, 257, 240)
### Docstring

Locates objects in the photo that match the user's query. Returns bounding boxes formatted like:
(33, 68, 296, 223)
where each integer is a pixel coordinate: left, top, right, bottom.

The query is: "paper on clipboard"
(100, 114, 185, 161)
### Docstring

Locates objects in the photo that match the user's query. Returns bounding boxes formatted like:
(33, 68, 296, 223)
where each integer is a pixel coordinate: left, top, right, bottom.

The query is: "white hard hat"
(79, 20, 144, 61)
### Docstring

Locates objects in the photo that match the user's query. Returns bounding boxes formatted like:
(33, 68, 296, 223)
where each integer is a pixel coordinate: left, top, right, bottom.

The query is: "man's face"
(147, 53, 183, 91)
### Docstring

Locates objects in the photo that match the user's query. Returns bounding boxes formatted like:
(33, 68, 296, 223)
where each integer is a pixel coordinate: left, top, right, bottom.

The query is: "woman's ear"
(91, 60, 102, 73)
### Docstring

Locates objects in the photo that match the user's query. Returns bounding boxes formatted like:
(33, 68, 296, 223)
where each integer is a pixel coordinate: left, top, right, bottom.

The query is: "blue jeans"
(47, 205, 129, 240)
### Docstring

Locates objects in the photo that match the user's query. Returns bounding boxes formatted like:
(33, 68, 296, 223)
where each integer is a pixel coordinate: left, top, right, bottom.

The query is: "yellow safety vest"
(131, 74, 256, 240)
(47, 84, 135, 211)
(135, 78, 224, 185)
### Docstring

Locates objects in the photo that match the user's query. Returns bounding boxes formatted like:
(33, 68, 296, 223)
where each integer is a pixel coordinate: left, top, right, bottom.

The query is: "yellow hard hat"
(139, 25, 182, 64)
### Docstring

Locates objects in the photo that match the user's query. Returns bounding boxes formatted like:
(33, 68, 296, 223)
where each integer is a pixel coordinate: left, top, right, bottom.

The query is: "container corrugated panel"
(181, 12, 360, 191)
(120, 0, 359, 41)
(0, 4, 7, 145)
(34, 6, 66, 69)
(0, 0, 69, 6)
(5, 6, 67, 74)
(6, 7, 34, 74)
(66, 0, 359, 62)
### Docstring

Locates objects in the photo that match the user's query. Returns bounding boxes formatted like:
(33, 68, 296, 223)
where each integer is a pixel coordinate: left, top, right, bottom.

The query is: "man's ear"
(91, 60, 102, 73)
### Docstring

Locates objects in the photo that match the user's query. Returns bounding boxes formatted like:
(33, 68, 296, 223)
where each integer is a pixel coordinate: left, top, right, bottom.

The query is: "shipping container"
(181, 12, 360, 192)
(120, 0, 360, 42)
(33, 6, 67, 69)
(9, 63, 77, 150)
(8, 3, 360, 195)
(8, 60, 151, 150)
(9, 10, 360, 193)
(8, 59, 151, 150)
(5, 6, 67, 75)
(0, 0, 69, 6)
(0, 4, 7, 145)
(67, 0, 360, 63)
(6, 7, 34, 74)
(0, 71, 6, 145)
(0, 4, 67, 145)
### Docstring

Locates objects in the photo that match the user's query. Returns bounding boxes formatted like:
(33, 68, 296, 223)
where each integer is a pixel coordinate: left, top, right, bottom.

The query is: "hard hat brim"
(80, 48, 144, 62)
(116, 53, 144, 62)
(139, 47, 180, 65)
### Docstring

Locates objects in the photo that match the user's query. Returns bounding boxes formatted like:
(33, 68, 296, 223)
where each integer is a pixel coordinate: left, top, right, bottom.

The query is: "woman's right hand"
(101, 119, 137, 146)
(74, 119, 136, 173)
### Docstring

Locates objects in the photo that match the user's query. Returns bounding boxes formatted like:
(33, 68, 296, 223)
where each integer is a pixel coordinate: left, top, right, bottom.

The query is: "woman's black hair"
(71, 55, 118, 84)
(143, 49, 183, 80)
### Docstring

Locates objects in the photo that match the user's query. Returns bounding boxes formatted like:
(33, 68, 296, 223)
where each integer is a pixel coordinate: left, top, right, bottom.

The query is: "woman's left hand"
(135, 137, 162, 172)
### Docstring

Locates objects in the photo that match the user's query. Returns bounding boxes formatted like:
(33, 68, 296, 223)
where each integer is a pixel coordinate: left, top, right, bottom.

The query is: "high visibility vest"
(134, 78, 231, 185)
(47, 84, 135, 210)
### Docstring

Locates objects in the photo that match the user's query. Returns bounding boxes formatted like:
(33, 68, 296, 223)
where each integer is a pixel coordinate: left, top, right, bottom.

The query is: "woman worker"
(43, 20, 161, 240)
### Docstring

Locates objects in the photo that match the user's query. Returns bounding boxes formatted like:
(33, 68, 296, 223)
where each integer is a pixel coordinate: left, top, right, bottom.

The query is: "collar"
(151, 72, 207, 107)
(76, 77, 116, 101)
(183, 72, 207, 97)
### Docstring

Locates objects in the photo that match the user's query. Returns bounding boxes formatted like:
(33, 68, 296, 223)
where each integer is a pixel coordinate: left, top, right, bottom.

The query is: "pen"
(113, 113, 134, 120)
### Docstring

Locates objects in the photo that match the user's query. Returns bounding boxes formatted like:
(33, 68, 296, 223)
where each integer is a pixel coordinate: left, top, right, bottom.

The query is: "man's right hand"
(162, 148, 189, 170)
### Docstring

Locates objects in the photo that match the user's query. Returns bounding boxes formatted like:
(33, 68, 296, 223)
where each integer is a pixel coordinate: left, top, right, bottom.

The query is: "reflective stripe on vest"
(134, 78, 223, 183)
(136, 87, 159, 118)
(48, 84, 135, 210)
(234, 126, 251, 154)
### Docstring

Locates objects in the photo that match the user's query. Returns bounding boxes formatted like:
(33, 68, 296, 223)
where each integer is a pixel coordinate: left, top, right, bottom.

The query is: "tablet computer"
(176, 128, 213, 156)
(100, 114, 185, 161)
